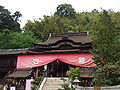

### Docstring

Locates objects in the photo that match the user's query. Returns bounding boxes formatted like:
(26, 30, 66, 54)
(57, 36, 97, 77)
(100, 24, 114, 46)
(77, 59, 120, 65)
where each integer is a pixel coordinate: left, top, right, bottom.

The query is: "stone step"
(42, 88, 59, 90)
(45, 81, 63, 84)
(43, 85, 62, 87)
(43, 86, 61, 88)
(42, 87, 62, 89)
(45, 80, 63, 83)
(41, 77, 69, 90)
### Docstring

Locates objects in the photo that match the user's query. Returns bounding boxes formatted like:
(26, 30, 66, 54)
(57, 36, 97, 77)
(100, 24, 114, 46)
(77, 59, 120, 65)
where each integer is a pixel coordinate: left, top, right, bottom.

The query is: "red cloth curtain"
(17, 53, 96, 69)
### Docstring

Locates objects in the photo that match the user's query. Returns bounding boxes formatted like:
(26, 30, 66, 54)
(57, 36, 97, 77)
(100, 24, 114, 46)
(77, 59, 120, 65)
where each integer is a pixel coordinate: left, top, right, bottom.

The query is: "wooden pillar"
(36, 68, 38, 77)
(62, 62, 63, 77)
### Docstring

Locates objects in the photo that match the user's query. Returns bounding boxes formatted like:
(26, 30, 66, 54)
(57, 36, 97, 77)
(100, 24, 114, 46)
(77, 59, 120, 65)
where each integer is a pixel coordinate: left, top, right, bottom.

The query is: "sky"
(1, 0, 120, 27)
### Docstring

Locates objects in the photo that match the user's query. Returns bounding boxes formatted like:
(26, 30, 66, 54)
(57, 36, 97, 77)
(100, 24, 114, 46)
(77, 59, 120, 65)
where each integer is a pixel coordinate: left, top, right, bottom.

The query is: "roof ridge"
(51, 32, 88, 37)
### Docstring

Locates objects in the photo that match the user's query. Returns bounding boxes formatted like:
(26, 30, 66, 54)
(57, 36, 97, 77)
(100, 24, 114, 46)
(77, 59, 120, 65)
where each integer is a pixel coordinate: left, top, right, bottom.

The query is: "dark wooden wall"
(0, 55, 17, 77)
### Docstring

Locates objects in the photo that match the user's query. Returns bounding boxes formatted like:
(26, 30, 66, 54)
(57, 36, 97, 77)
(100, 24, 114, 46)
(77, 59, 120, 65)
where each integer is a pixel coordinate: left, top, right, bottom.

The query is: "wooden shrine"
(0, 32, 95, 88)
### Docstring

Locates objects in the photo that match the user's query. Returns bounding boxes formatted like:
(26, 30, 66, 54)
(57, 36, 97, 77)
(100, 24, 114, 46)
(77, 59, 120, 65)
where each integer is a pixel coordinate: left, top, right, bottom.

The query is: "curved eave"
(33, 40, 92, 48)
(0, 49, 29, 55)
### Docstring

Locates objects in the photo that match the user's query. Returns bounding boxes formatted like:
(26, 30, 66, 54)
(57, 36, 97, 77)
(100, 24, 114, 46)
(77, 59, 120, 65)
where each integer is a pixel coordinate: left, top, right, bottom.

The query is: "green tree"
(93, 63, 120, 86)
(0, 6, 22, 32)
(0, 29, 40, 49)
(91, 10, 120, 86)
(24, 15, 78, 41)
(24, 7, 120, 43)
(66, 67, 80, 80)
(55, 4, 76, 19)
(91, 10, 120, 65)
(31, 77, 42, 90)
(24, 5, 100, 41)
(24, 20, 44, 40)
(12, 11, 22, 22)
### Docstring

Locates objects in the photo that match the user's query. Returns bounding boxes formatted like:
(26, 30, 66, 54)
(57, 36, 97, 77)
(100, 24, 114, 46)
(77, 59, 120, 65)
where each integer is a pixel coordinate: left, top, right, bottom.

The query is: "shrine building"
(0, 32, 95, 89)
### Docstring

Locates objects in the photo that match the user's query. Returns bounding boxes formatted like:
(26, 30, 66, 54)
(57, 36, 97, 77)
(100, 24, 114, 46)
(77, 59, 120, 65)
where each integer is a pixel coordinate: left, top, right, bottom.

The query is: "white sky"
(0, 0, 120, 27)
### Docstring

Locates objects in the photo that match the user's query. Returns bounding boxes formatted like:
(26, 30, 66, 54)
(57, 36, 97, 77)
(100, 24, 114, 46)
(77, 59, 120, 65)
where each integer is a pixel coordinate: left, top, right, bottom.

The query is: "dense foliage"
(0, 6, 22, 32)
(55, 4, 76, 19)
(91, 10, 120, 65)
(31, 77, 42, 90)
(0, 29, 40, 49)
(24, 5, 120, 42)
(66, 67, 80, 80)
(91, 10, 120, 86)
(0, 5, 40, 49)
(93, 63, 120, 86)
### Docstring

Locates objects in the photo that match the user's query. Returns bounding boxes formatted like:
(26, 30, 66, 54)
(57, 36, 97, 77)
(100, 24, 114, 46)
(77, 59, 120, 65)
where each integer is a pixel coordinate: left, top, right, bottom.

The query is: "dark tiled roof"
(7, 70, 31, 78)
(0, 49, 29, 55)
(34, 32, 92, 46)
(68, 35, 92, 44)
(43, 49, 89, 53)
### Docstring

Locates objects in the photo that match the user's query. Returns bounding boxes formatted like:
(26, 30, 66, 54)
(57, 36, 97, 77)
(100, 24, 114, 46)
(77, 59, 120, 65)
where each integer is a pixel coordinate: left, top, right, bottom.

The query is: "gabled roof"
(30, 32, 92, 53)
(33, 32, 92, 46)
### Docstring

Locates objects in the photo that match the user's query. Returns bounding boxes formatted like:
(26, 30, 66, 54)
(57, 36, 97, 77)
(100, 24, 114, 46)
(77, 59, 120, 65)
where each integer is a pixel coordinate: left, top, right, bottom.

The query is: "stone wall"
(76, 85, 120, 90)
(102, 85, 120, 90)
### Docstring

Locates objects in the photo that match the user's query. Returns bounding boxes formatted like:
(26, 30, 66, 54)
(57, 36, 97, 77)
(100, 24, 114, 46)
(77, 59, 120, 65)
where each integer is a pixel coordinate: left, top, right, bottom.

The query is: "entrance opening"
(47, 60, 69, 77)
